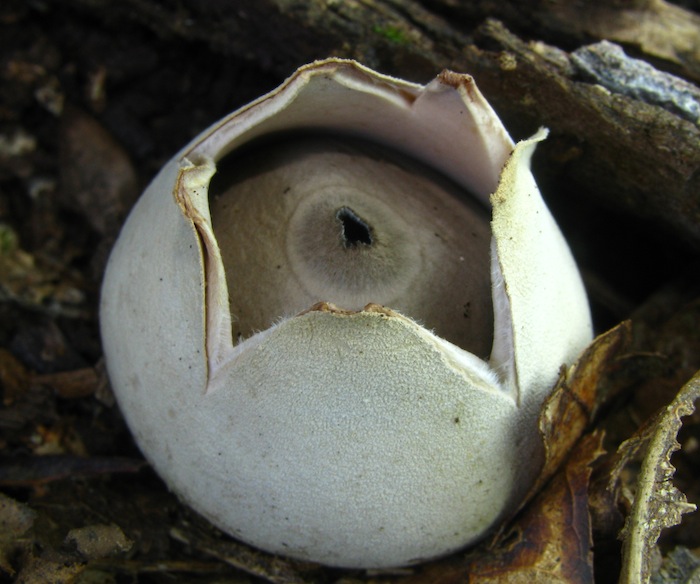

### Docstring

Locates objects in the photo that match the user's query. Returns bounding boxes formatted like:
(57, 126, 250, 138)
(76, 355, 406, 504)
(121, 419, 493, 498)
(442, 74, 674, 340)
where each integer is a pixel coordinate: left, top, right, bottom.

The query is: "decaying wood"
(2, 1, 700, 582)
(54, 0, 700, 254)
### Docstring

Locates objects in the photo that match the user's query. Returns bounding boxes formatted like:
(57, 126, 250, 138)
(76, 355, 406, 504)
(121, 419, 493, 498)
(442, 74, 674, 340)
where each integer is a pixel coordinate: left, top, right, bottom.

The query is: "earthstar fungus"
(100, 59, 593, 568)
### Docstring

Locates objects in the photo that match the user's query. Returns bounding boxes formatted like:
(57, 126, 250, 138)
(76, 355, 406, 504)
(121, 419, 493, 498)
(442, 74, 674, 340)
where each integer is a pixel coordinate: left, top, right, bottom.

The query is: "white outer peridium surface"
(100, 59, 593, 568)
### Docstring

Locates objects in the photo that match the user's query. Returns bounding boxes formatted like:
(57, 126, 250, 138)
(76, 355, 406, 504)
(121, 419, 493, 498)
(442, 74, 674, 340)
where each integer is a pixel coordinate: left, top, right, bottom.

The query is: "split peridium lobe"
(174, 156, 234, 384)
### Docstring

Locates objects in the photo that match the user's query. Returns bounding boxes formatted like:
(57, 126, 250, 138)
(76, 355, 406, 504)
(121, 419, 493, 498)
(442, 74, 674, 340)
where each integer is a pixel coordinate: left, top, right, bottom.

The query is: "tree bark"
(55, 0, 700, 253)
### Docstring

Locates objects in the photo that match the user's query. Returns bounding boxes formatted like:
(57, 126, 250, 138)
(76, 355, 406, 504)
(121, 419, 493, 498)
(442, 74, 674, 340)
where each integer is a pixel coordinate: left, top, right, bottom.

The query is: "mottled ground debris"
(1, 0, 699, 582)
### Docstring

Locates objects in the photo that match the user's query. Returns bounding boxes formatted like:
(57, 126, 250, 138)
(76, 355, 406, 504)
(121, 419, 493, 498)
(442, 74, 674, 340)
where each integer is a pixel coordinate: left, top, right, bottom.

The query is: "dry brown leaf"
(527, 322, 630, 504)
(618, 371, 700, 584)
(405, 432, 604, 584)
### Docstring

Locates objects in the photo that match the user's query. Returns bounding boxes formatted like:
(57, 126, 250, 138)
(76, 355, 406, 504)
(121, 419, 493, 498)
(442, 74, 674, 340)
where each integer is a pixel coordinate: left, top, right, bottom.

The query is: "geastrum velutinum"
(100, 59, 593, 568)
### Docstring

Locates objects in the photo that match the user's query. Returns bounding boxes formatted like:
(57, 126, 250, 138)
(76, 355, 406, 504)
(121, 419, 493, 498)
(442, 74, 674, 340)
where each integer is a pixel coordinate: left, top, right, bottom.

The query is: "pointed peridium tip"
(298, 302, 400, 318)
(436, 70, 476, 93)
(434, 70, 484, 105)
(530, 126, 549, 142)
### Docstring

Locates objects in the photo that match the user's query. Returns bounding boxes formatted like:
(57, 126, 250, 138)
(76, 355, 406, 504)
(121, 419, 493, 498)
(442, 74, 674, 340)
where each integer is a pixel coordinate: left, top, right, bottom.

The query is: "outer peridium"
(102, 58, 593, 568)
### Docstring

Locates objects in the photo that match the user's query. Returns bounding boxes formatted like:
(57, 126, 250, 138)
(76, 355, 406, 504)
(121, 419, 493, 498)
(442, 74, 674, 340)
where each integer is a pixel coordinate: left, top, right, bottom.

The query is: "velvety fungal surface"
(209, 135, 493, 356)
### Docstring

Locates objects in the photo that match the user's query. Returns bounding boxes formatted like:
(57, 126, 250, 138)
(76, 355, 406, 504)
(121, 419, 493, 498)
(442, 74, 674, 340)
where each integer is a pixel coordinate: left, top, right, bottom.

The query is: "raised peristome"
(210, 134, 493, 356)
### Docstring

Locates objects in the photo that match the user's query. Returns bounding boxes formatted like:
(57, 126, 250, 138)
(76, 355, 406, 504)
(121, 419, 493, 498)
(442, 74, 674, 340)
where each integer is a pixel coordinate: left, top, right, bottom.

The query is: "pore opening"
(208, 132, 494, 357)
(336, 206, 373, 248)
